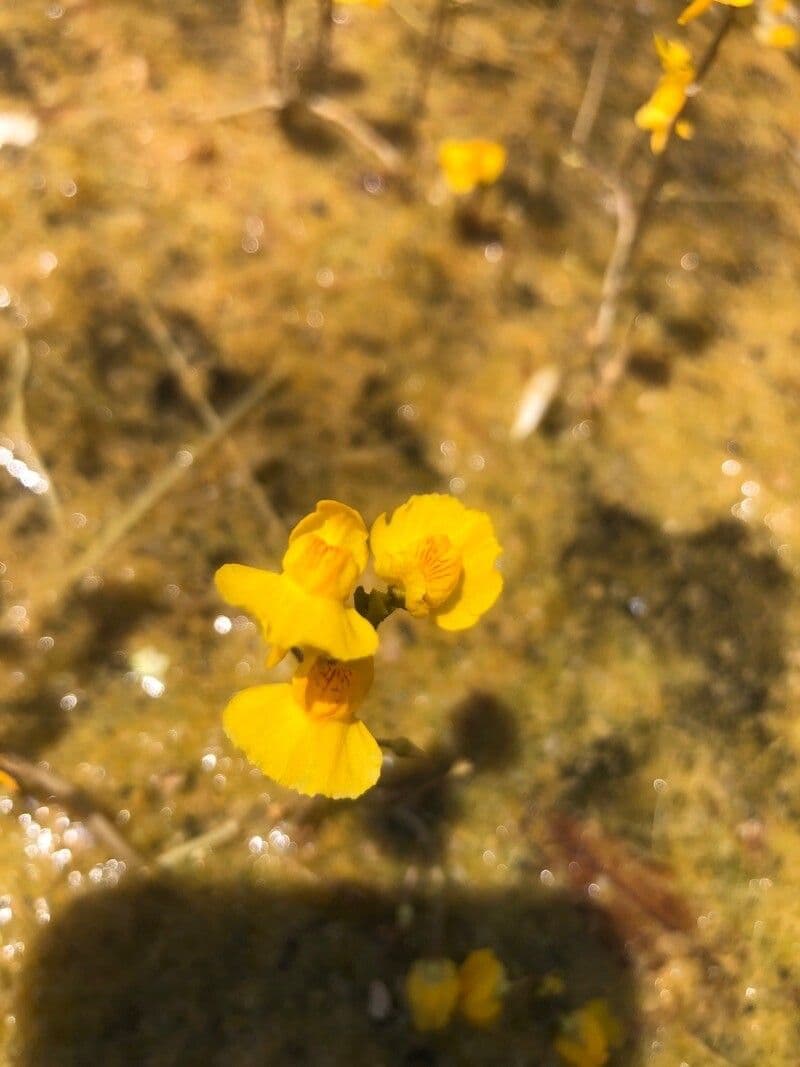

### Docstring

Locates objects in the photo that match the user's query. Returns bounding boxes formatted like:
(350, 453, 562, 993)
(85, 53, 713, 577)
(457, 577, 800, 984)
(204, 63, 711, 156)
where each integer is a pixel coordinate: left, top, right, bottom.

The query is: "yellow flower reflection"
(554, 999, 624, 1067)
(215, 500, 378, 665)
(370, 494, 502, 631)
(223, 651, 382, 799)
(405, 958, 461, 1031)
(678, 0, 752, 26)
(458, 949, 507, 1027)
(438, 139, 507, 195)
(634, 36, 696, 154)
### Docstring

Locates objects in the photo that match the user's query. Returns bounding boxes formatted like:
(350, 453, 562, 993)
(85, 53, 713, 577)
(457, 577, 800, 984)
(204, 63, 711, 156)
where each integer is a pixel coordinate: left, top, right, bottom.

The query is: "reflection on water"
(3, 0, 800, 1062)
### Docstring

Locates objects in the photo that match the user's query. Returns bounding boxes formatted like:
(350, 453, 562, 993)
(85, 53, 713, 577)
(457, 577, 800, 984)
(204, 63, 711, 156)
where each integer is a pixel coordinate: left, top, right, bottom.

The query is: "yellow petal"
(458, 949, 506, 1027)
(372, 495, 502, 631)
(405, 959, 461, 1031)
(282, 501, 369, 600)
(765, 22, 799, 46)
(215, 562, 283, 644)
(287, 500, 369, 572)
(438, 139, 506, 194)
(0, 769, 19, 795)
(223, 684, 382, 798)
(677, 0, 714, 24)
(215, 564, 378, 661)
(654, 35, 693, 73)
(474, 140, 507, 185)
(292, 652, 374, 719)
(675, 119, 694, 140)
(433, 511, 503, 631)
(650, 127, 669, 154)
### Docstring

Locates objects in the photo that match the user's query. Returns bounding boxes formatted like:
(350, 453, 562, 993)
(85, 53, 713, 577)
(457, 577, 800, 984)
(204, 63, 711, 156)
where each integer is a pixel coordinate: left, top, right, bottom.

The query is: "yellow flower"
(762, 20, 800, 43)
(215, 500, 378, 665)
(755, 0, 799, 46)
(370, 494, 502, 631)
(457, 949, 507, 1027)
(554, 999, 624, 1067)
(405, 958, 461, 1031)
(438, 139, 507, 195)
(223, 651, 382, 799)
(678, 0, 753, 26)
(0, 769, 19, 795)
(634, 36, 696, 154)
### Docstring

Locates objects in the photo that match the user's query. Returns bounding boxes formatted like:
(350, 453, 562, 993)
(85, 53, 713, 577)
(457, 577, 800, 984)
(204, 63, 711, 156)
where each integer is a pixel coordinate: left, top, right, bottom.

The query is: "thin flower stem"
(588, 8, 735, 405)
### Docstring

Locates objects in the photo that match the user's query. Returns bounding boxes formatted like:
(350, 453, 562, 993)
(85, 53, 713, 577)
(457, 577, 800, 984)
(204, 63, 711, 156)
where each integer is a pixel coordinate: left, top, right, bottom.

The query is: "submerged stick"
(49, 370, 281, 608)
(588, 10, 735, 403)
(410, 0, 451, 117)
(138, 302, 284, 544)
(571, 12, 623, 149)
(0, 751, 143, 869)
(204, 91, 402, 173)
(315, 0, 334, 80)
(3, 338, 63, 528)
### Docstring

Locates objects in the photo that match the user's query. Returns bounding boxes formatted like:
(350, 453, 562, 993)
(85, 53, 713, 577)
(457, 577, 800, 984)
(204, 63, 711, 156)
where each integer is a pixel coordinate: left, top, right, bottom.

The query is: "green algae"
(2, 0, 800, 1063)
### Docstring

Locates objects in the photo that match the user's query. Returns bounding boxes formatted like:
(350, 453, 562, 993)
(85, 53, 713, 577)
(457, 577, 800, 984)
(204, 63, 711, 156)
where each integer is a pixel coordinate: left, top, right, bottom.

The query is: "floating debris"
(510, 366, 561, 440)
(0, 112, 39, 149)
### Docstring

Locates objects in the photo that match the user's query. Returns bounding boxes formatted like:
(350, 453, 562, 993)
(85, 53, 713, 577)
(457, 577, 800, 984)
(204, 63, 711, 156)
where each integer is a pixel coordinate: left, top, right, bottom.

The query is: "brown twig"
(315, 0, 334, 81)
(306, 94, 403, 172)
(204, 91, 402, 173)
(46, 369, 282, 610)
(257, 0, 288, 97)
(0, 751, 143, 869)
(587, 9, 736, 406)
(410, 0, 451, 118)
(387, 0, 516, 74)
(571, 13, 623, 149)
(137, 301, 284, 544)
(2, 338, 63, 528)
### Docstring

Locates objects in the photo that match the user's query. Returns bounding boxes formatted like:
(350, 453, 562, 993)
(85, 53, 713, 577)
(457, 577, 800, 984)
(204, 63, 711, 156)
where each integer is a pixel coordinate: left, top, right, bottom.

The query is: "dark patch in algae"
(15, 878, 639, 1067)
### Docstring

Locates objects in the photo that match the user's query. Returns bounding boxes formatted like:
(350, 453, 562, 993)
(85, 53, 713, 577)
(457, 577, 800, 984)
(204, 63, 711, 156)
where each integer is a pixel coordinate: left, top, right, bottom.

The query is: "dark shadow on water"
(359, 691, 522, 864)
(448, 691, 520, 774)
(15, 876, 641, 1067)
(561, 502, 790, 727)
(278, 103, 343, 158)
(0, 580, 167, 755)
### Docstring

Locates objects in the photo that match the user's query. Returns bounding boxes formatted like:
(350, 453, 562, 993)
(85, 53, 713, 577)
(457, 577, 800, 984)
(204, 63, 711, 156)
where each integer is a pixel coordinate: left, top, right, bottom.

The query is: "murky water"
(2, 0, 800, 1063)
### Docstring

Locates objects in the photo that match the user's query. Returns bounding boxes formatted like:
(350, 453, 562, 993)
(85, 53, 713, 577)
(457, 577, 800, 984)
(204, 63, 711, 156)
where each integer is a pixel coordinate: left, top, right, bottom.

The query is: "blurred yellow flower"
(678, 0, 753, 25)
(634, 36, 696, 154)
(405, 958, 461, 1031)
(554, 999, 624, 1067)
(438, 139, 507, 195)
(458, 949, 507, 1027)
(335, 0, 385, 7)
(0, 769, 19, 795)
(370, 494, 503, 631)
(755, 0, 799, 46)
(223, 651, 382, 799)
(216, 500, 378, 665)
